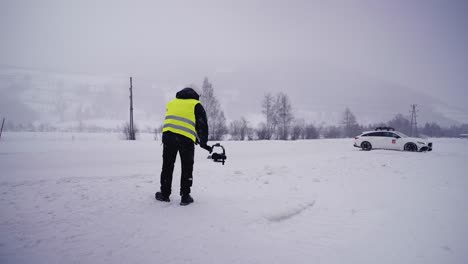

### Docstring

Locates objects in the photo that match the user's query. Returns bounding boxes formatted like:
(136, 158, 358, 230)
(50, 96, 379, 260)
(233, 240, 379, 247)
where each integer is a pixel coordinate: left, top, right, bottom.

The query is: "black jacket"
(163, 88, 209, 146)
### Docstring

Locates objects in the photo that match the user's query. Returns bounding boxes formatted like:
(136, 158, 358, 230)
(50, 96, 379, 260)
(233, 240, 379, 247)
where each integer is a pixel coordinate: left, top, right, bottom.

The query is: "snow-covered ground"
(1, 132, 467, 264)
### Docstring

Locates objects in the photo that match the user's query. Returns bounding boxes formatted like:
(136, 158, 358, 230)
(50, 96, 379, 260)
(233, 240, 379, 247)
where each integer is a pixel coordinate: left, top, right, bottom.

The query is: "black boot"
(180, 194, 194, 206)
(155, 192, 170, 202)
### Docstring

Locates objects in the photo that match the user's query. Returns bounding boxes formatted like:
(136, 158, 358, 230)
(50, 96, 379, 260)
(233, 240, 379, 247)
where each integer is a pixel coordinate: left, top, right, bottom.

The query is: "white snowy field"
(1, 132, 467, 264)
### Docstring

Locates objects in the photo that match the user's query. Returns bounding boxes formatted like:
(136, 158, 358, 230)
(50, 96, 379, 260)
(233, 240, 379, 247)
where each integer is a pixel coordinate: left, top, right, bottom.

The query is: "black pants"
(160, 132, 195, 196)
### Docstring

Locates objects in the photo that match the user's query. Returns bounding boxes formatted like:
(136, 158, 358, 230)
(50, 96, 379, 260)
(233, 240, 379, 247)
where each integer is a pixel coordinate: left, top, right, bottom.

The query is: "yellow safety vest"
(162, 98, 200, 142)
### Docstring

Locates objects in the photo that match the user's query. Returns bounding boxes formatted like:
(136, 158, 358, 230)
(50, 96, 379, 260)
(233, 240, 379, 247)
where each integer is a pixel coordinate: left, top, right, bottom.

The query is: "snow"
(1, 133, 467, 264)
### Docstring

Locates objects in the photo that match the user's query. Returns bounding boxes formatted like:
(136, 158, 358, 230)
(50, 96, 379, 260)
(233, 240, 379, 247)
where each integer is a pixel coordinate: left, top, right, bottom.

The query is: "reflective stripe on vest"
(162, 98, 200, 142)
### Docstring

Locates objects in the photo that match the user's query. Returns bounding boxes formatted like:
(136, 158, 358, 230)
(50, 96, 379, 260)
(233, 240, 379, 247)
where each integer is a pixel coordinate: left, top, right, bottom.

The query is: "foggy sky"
(1, 0, 467, 107)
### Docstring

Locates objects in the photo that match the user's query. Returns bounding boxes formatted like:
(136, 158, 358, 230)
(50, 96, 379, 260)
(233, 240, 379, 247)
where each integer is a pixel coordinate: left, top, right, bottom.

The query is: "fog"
(1, 0, 467, 126)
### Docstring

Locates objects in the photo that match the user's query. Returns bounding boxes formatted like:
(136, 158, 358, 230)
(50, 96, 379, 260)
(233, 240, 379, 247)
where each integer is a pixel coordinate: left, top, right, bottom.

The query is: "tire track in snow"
(266, 201, 316, 223)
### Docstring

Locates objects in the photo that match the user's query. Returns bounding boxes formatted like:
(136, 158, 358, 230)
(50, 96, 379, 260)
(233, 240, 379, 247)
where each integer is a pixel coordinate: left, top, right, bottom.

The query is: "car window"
(396, 132, 408, 138)
(366, 132, 384, 137)
(383, 132, 397, 137)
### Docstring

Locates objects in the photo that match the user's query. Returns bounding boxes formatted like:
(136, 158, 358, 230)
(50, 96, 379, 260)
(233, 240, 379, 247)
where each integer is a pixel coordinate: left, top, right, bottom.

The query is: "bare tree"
(122, 122, 138, 140)
(229, 117, 249, 140)
(212, 111, 228, 141)
(261, 93, 278, 140)
(303, 123, 319, 139)
(291, 119, 305, 140)
(229, 120, 242, 140)
(246, 126, 255, 140)
(324, 126, 341, 138)
(238, 117, 249, 140)
(275, 92, 294, 140)
(291, 121, 319, 140)
(341, 107, 360, 137)
(256, 122, 269, 140)
(200, 77, 227, 141)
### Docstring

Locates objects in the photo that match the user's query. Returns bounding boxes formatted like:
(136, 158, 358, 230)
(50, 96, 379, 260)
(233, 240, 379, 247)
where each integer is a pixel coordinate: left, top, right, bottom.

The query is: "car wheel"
(404, 143, 418, 152)
(361, 141, 372, 151)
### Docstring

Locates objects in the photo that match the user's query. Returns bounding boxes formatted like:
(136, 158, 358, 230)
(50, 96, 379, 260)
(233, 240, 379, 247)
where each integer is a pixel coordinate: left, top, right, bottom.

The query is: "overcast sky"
(1, 0, 467, 107)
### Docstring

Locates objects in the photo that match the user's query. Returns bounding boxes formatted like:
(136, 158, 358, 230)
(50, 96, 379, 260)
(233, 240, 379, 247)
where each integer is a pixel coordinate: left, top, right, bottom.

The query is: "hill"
(1, 64, 467, 129)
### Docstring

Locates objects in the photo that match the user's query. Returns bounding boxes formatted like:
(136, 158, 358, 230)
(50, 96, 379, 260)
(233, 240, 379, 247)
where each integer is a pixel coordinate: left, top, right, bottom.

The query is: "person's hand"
(200, 143, 212, 153)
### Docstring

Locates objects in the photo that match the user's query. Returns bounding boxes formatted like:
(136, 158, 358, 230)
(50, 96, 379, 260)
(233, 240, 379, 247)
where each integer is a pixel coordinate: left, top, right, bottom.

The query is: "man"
(155, 86, 212, 205)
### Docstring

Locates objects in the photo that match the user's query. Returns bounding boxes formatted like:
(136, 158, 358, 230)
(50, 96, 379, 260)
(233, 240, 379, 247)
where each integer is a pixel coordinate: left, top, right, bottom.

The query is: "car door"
(390, 132, 405, 150)
(366, 132, 385, 149)
(375, 132, 390, 149)
(381, 132, 399, 150)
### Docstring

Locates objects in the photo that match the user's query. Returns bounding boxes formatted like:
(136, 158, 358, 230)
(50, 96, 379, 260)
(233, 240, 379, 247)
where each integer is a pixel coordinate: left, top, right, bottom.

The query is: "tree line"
(198, 77, 468, 140)
(3, 76, 468, 139)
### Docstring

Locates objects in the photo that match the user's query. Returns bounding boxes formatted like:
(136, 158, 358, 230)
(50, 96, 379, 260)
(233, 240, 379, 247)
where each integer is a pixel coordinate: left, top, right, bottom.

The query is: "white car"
(354, 127, 433, 152)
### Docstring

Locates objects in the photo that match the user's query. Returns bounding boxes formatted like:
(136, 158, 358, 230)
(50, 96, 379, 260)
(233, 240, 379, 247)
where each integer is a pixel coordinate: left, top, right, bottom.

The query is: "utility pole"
(0, 118, 5, 140)
(409, 104, 418, 137)
(129, 77, 135, 140)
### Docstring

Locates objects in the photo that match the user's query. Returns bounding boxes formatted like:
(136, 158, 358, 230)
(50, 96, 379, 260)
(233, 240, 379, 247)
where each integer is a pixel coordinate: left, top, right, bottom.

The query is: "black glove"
(200, 143, 212, 153)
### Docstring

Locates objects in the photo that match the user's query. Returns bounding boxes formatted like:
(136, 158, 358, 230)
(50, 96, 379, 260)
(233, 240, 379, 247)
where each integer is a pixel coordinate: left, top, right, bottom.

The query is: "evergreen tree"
(421, 122, 443, 137)
(388, 114, 411, 135)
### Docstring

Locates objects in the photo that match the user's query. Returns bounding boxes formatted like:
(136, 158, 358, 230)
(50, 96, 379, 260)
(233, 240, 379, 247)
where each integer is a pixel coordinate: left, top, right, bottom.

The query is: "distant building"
(460, 134, 468, 139)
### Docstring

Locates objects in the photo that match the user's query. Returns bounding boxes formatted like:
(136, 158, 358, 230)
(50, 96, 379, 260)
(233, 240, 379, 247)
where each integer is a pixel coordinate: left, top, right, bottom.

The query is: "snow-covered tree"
(323, 126, 341, 138)
(122, 122, 138, 140)
(291, 120, 304, 140)
(388, 114, 411, 135)
(260, 92, 294, 140)
(341, 107, 360, 137)
(200, 77, 227, 141)
(275, 92, 294, 140)
(303, 123, 319, 139)
(421, 122, 443, 137)
(229, 117, 249, 141)
(261, 93, 278, 140)
(256, 123, 269, 140)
